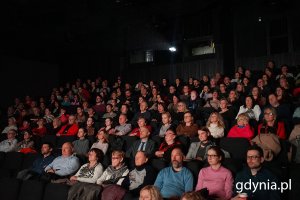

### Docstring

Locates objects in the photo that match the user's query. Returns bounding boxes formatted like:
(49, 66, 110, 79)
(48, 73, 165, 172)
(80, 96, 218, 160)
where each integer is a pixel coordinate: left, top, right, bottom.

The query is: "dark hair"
(247, 145, 264, 158)
(42, 142, 54, 149)
(89, 148, 104, 163)
(243, 95, 255, 109)
(207, 146, 224, 162)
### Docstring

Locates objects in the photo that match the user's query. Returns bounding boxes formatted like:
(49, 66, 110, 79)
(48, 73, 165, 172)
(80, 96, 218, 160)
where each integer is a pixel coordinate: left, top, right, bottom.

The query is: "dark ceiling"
(0, 0, 221, 64)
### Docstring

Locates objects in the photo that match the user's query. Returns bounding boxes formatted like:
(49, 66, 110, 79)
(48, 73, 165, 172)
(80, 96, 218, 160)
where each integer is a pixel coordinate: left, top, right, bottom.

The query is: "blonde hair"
(111, 150, 125, 160)
(181, 191, 205, 200)
(206, 112, 225, 128)
(237, 113, 250, 122)
(140, 185, 163, 200)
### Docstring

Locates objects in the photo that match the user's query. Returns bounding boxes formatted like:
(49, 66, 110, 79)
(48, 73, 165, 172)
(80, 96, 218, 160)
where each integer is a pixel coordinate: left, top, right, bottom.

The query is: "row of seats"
(0, 178, 69, 200)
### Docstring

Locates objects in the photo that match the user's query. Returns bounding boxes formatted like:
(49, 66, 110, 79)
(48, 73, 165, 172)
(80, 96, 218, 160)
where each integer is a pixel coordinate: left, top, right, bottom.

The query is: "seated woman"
(219, 98, 235, 132)
(176, 111, 198, 138)
(139, 185, 163, 200)
(171, 101, 188, 124)
(227, 113, 254, 141)
(155, 128, 182, 163)
(16, 130, 36, 153)
(91, 130, 109, 155)
(69, 148, 104, 184)
(236, 96, 261, 122)
(99, 117, 115, 135)
(185, 127, 214, 161)
(96, 150, 129, 186)
(155, 112, 173, 137)
(195, 146, 233, 200)
(67, 148, 104, 200)
(258, 107, 286, 140)
(206, 112, 225, 139)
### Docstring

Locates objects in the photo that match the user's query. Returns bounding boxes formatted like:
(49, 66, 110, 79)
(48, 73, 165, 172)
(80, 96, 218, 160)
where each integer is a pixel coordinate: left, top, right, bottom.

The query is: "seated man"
(124, 151, 156, 197)
(56, 115, 79, 136)
(0, 129, 18, 152)
(154, 148, 193, 199)
(17, 142, 55, 180)
(126, 126, 156, 160)
(114, 114, 132, 136)
(44, 142, 80, 180)
(233, 145, 280, 200)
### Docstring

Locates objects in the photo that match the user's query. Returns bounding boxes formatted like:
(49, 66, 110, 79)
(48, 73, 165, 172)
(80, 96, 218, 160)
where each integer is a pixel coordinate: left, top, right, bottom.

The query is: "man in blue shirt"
(17, 142, 55, 180)
(154, 148, 193, 198)
(44, 142, 80, 180)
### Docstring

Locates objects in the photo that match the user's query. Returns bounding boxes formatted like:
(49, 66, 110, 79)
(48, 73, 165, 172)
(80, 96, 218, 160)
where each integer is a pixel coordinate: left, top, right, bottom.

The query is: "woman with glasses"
(195, 146, 233, 200)
(96, 150, 129, 186)
(258, 107, 286, 140)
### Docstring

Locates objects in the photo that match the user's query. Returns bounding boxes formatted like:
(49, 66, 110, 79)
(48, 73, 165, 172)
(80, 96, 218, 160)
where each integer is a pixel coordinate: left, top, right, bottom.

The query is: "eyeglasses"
(264, 112, 273, 116)
(207, 154, 219, 158)
(247, 155, 260, 160)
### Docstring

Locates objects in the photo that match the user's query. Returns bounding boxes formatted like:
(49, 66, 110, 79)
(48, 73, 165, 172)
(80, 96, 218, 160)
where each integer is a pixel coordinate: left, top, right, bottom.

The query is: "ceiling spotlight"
(169, 47, 176, 52)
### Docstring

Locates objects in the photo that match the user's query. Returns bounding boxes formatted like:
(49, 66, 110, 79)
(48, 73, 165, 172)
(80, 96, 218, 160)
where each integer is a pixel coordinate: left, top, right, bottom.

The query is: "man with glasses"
(233, 145, 280, 200)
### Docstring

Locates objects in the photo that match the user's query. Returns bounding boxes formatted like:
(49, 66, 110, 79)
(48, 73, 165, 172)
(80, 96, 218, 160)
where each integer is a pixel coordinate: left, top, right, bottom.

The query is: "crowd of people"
(0, 60, 300, 200)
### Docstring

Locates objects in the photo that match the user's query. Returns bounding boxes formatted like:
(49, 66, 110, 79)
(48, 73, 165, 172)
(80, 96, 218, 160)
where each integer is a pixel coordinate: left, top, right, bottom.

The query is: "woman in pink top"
(227, 113, 254, 141)
(196, 146, 233, 200)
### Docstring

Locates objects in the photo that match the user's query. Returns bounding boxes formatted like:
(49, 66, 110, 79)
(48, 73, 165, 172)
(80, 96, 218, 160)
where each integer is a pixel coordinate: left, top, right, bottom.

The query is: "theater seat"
(220, 137, 250, 161)
(0, 152, 24, 178)
(43, 183, 70, 200)
(0, 177, 21, 200)
(18, 180, 45, 200)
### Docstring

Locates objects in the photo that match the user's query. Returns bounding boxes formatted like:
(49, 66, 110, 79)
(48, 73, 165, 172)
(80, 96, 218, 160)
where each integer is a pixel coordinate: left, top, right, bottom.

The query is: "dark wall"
(0, 56, 59, 109)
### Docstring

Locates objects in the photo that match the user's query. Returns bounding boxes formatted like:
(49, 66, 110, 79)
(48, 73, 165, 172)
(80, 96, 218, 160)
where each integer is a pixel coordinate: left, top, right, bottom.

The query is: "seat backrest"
(0, 178, 21, 200)
(21, 153, 39, 170)
(220, 137, 250, 160)
(43, 183, 70, 200)
(56, 136, 76, 149)
(122, 135, 138, 151)
(2, 152, 24, 170)
(41, 135, 57, 148)
(18, 180, 45, 200)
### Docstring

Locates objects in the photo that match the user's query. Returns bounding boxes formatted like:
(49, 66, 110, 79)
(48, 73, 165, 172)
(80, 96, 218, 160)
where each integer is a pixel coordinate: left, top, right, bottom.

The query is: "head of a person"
(164, 128, 177, 143)
(106, 104, 113, 113)
(198, 127, 210, 142)
(121, 104, 129, 114)
(177, 102, 187, 113)
(244, 96, 255, 109)
(207, 112, 224, 128)
(8, 117, 16, 125)
(268, 93, 279, 107)
(77, 128, 87, 138)
(118, 114, 127, 125)
(139, 101, 148, 112)
(61, 142, 74, 157)
(135, 151, 148, 167)
(263, 107, 277, 123)
(171, 148, 184, 170)
(97, 130, 108, 143)
(172, 95, 180, 104)
(104, 117, 113, 127)
(190, 90, 198, 100)
(86, 117, 94, 127)
(41, 142, 53, 155)
(246, 145, 264, 169)
(157, 102, 166, 113)
(68, 115, 76, 125)
(207, 146, 224, 166)
(88, 148, 104, 163)
(139, 185, 163, 200)
(219, 98, 228, 110)
(139, 126, 150, 140)
(137, 117, 147, 128)
(161, 112, 171, 125)
(111, 150, 125, 168)
(23, 130, 33, 140)
(181, 191, 205, 200)
(7, 129, 17, 140)
(183, 111, 194, 124)
(237, 113, 249, 127)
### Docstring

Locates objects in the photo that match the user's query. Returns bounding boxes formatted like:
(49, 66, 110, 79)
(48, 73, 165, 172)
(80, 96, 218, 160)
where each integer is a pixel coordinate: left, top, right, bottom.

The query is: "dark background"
(1, 0, 300, 108)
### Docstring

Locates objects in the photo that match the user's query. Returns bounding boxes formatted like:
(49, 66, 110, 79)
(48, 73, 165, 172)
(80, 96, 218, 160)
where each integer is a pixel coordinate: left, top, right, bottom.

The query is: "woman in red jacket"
(227, 113, 254, 141)
(258, 107, 286, 139)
